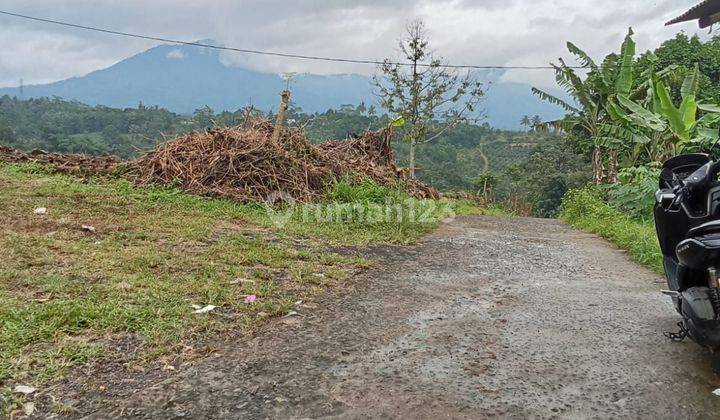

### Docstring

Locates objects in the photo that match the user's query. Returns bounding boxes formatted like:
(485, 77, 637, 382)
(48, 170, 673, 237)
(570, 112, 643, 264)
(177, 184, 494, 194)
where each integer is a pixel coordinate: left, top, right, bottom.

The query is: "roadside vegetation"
(529, 32, 720, 271)
(559, 187, 662, 273)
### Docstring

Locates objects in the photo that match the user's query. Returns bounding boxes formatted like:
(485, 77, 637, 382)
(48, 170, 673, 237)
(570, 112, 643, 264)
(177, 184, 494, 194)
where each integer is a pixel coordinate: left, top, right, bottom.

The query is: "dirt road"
(75, 216, 720, 418)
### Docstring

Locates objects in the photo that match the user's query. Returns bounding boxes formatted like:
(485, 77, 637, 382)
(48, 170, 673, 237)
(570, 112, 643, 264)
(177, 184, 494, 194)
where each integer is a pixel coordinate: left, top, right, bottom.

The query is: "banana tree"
(611, 63, 720, 159)
(533, 28, 636, 184)
(601, 54, 680, 164)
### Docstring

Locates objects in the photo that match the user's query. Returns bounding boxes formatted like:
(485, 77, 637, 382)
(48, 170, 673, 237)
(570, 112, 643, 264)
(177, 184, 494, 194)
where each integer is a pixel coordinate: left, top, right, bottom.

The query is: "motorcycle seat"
(676, 236, 720, 269)
(688, 220, 720, 237)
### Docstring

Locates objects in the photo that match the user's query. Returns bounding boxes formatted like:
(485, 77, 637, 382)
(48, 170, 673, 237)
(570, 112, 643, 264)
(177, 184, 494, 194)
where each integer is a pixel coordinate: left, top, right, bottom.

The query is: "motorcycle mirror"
(660, 193, 677, 209)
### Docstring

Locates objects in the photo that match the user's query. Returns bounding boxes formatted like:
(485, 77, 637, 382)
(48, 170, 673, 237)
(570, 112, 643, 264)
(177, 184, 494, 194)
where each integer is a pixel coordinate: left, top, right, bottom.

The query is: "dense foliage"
(0, 96, 180, 156)
(531, 30, 720, 222)
(637, 33, 720, 104)
(499, 136, 591, 218)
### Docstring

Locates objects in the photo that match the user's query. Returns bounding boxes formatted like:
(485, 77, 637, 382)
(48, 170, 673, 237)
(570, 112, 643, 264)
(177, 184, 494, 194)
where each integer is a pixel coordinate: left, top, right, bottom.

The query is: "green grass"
(0, 162, 488, 414)
(325, 177, 400, 204)
(559, 187, 662, 273)
(263, 177, 498, 245)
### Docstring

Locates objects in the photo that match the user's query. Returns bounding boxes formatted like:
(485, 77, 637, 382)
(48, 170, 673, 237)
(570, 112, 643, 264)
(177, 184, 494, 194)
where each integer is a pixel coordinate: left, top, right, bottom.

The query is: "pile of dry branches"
(132, 121, 336, 201)
(133, 119, 439, 202)
(0, 146, 124, 177)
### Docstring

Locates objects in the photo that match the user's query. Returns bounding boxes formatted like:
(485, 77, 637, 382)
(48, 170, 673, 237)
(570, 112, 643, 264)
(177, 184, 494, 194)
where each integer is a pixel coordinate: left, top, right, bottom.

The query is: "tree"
(636, 33, 720, 103)
(532, 28, 637, 184)
(0, 118, 16, 146)
(520, 115, 531, 131)
(531, 115, 542, 131)
(610, 63, 720, 159)
(192, 105, 215, 130)
(373, 19, 485, 178)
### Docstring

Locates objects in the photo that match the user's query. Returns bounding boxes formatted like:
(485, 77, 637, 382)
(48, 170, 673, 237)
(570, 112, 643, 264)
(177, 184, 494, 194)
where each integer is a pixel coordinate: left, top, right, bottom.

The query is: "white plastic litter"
(33, 207, 47, 215)
(713, 388, 720, 397)
(81, 225, 96, 233)
(13, 385, 36, 394)
(23, 402, 36, 416)
(192, 304, 216, 314)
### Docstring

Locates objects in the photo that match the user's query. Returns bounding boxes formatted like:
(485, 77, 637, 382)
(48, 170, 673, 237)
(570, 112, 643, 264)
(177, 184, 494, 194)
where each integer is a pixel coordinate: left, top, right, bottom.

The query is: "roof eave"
(665, 0, 720, 27)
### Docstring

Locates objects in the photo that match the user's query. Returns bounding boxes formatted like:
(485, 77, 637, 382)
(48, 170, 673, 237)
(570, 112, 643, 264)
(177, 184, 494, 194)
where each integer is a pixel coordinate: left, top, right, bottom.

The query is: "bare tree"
(373, 19, 485, 178)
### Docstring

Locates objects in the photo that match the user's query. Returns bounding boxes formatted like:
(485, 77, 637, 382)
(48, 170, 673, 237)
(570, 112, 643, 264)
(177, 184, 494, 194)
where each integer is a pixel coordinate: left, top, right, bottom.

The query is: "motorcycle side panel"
(676, 238, 720, 270)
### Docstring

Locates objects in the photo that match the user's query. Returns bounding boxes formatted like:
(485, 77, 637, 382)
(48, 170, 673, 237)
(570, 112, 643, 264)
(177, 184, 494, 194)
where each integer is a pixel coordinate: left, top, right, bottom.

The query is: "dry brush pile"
(0, 146, 125, 177)
(131, 119, 439, 202)
(0, 120, 439, 202)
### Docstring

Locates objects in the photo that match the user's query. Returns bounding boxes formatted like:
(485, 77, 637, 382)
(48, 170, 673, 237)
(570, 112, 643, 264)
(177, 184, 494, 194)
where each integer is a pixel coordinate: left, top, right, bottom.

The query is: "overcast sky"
(0, 0, 709, 88)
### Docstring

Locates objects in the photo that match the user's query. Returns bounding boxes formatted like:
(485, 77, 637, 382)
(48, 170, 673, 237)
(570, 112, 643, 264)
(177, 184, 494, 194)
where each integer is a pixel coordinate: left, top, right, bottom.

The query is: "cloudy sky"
(0, 0, 709, 88)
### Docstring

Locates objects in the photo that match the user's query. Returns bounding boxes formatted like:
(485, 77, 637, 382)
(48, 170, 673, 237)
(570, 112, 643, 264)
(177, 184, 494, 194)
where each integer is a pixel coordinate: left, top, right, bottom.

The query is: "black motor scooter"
(655, 153, 720, 348)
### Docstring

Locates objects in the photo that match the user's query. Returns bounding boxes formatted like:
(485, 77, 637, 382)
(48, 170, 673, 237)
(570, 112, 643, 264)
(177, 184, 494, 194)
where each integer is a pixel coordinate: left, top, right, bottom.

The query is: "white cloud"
(0, 0, 709, 88)
(166, 48, 186, 59)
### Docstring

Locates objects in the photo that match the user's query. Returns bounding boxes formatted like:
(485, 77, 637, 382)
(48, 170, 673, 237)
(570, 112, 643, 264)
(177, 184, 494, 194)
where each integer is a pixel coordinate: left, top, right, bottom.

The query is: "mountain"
(0, 42, 565, 130)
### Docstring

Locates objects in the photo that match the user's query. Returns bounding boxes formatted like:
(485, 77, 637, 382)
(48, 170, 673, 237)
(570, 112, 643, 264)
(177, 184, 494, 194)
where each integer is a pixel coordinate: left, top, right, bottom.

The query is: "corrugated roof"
(666, 0, 720, 28)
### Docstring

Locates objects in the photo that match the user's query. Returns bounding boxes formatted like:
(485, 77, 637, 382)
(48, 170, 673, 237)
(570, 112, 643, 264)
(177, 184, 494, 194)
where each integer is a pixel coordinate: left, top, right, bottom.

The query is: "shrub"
(472, 173, 498, 203)
(560, 187, 662, 273)
(604, 165, 659, 221)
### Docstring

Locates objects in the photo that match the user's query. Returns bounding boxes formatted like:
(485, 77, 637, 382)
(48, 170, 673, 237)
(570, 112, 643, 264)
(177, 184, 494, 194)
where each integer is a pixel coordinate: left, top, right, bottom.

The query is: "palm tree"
(531, 115, 542, 131)
(520, 115, 531, 131)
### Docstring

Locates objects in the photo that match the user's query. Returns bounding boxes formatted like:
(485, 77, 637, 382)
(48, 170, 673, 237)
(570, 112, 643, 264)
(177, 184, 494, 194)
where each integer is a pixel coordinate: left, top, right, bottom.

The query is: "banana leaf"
(617, 94, 665, 131)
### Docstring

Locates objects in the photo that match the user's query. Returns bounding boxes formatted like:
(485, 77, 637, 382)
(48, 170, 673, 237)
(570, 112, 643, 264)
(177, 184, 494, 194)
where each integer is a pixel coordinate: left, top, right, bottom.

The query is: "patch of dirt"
(27, 215, 720, 418)
(203, 220, 266, 244)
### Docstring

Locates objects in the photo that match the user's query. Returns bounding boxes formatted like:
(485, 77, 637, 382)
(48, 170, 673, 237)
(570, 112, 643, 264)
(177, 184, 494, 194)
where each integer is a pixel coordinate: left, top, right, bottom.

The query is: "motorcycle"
(655, 153, 720, 348)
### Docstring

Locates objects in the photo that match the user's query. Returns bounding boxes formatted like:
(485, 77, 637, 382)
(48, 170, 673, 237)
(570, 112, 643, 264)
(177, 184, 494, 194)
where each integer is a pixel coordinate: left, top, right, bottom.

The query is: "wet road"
(83, 216, 720, 418)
